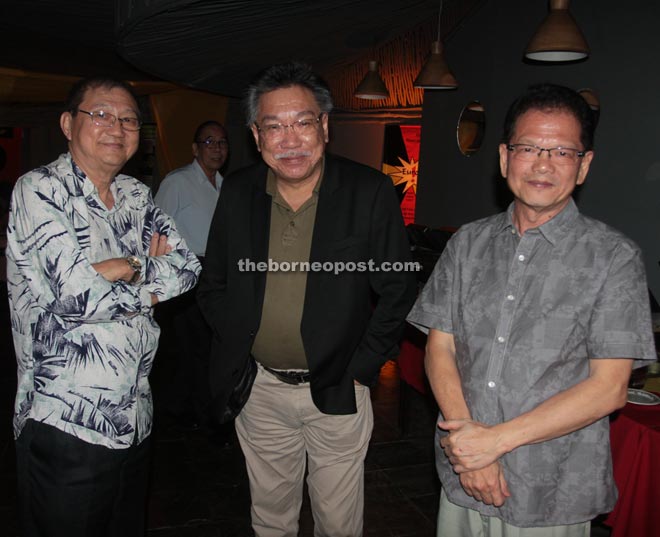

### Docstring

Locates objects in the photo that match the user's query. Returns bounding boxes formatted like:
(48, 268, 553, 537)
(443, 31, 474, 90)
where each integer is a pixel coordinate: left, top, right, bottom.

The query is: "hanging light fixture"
(414, 0, 457, 90)
(354, 60, 389, 100)
(524, 0, 589, 61)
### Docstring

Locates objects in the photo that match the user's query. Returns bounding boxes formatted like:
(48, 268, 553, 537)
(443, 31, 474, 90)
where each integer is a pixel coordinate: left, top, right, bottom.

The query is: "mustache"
(274, 151, 312, 160)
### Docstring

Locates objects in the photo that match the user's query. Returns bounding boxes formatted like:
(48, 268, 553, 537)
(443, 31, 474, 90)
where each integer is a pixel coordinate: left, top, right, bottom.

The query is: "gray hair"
(244, 61, 333, 126)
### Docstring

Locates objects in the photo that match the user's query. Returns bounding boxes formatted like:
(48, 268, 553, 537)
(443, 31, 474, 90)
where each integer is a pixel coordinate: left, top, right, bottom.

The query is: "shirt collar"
(494, 198, 579, 245)
(192, 159, 222, 189)
(69, 153, 123, 208)
(69, 154, 99, 198)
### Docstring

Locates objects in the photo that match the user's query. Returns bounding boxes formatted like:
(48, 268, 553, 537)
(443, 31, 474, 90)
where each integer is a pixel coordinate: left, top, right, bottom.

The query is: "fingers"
(459, 463, 509, 507)
(499, 471, 511, 498)
(437, 419, 467, 431)
(439, 421, 502, 473)
(149, 233, 171, 257)
(149, 233, 159, 256)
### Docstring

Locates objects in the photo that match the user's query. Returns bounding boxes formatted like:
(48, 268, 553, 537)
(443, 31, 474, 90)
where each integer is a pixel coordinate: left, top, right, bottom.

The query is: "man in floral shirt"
(6, 76, 200, 537)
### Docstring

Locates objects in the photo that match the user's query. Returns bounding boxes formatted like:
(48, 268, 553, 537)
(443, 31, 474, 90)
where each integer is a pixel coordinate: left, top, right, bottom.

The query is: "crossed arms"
(92, 233, 171, 305)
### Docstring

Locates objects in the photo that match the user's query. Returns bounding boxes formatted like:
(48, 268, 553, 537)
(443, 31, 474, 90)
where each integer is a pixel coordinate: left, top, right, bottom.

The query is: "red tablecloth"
(397, 336, 427, 394)
(605, 396, 660, 537)
(397, 335, 660, 535)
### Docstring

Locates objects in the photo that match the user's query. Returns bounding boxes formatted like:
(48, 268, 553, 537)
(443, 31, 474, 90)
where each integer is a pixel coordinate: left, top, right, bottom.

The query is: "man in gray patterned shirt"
(7, 77, 200, 537)
(407, 84, 656, 536)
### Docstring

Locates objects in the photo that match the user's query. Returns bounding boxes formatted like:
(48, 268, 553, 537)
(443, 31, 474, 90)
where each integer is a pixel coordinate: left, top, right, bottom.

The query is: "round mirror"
(457, 101, 486, 156)
(578, 88, 600, 127)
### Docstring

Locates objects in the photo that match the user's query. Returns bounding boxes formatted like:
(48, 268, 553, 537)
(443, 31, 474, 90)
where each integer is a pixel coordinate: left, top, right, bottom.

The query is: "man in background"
(407, 83, 656, 536)
(155, 121, 230, 440)
(7, 76, 200, 537)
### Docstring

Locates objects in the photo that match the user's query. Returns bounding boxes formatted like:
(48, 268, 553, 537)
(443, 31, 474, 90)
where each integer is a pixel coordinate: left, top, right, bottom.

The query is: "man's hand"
(459, 461, 511, 507)
(439, 419, 504, 473)
(149, 232, 172, 257)
(92, 258, 135, 282)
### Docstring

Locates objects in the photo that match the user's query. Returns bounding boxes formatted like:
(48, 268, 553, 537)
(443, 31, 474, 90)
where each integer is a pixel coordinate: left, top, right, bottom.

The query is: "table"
(397, 330, 427, 394)
(605, 394, 660, 537)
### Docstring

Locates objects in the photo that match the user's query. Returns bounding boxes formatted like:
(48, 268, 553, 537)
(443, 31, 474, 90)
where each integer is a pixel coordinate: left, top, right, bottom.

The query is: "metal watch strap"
(125, 256, 141, 284)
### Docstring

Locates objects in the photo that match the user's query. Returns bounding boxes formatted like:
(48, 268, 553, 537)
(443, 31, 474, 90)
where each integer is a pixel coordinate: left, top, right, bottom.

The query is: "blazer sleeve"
(196, 179, 229, 338)
(347, 177, 418, 385)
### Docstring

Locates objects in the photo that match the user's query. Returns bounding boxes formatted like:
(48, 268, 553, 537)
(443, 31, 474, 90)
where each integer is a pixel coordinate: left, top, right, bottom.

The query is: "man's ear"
(250, 124, 261, 153)
(60, 112, 73, 141)
(498, 143, 509, 178)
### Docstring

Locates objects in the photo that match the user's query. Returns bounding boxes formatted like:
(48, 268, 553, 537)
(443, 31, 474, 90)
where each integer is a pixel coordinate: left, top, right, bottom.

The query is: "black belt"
(262, 365, 311, 385)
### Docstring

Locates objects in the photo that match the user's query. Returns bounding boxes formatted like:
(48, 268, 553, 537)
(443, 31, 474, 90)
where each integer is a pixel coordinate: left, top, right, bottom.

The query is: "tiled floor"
(0, 298, 610, 536)
(142, 357, 441, 537)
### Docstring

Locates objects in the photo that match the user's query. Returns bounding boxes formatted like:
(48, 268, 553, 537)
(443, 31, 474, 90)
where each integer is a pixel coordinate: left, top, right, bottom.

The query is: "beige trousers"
(437, 489, 590, 537)
(236, 365, 373, 537)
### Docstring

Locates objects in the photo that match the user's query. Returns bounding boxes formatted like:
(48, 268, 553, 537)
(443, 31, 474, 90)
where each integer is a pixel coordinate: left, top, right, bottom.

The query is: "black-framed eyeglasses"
(77, 109, 142, 131)
(507, 143, 586, 165)
(254, 114, 324, 141)
(195, 138, 229, 148)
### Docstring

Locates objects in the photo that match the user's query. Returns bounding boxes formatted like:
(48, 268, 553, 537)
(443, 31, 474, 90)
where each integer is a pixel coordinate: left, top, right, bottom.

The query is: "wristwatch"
(125, 255, 142, 284)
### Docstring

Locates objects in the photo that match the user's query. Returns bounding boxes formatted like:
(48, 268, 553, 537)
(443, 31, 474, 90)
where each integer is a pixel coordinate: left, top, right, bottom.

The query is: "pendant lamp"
(414, 0, 457, 89)
(354, 60, 389, 100)
(525, 0, 589, 61)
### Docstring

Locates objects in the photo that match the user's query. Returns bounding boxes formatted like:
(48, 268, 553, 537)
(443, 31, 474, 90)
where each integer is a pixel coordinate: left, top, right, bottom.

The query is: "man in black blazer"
(197, 62, 417, 537)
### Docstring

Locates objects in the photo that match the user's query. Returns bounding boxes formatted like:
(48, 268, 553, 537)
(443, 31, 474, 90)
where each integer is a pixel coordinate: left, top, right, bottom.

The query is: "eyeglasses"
(77, 109, 142, 131)
(255, 114, 324, 141)
(507, 144, 585, 165)
(196, 138, 229, 148)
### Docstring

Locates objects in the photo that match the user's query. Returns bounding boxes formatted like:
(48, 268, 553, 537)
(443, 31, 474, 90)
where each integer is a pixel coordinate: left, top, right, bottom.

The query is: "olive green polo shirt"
(251, 166, 323, 370)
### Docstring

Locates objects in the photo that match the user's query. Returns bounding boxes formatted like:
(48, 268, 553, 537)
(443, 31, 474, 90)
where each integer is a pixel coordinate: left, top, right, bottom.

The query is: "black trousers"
(15, 420, 151, 537)
(165, 283, 213, 424)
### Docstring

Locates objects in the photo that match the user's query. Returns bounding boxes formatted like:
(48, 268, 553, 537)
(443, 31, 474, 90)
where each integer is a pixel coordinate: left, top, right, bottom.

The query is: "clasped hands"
(439, 419, 511, 507)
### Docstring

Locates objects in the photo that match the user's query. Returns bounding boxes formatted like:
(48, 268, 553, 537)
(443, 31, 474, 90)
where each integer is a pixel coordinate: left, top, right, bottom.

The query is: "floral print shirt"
(7, 153, 201, 448)
(407, 199, 656, 526)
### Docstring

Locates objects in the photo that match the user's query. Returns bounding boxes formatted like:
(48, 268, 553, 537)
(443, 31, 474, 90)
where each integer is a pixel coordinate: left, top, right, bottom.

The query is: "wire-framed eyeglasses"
(507, 143, 586, 165)
(77, 109, 142, 131)
(196, 138, 229, 148)
(255, 114, 324, 141)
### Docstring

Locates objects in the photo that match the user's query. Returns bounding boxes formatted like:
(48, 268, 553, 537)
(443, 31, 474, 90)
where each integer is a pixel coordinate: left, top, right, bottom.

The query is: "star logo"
(384, 157, 418, 194)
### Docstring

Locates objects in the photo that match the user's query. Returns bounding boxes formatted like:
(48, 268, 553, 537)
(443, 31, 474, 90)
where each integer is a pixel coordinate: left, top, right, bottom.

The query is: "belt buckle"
(264, 366, 309, 385)
(292, 371, 308, 384)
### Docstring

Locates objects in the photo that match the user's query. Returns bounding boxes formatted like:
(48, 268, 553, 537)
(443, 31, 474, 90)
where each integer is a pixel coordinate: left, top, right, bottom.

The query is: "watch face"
(127, 256, 141, 270)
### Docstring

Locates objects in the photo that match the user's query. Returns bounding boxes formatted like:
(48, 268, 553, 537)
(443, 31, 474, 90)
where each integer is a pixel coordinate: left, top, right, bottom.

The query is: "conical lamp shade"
(414, 41, 458, 89)
(354, 60, 389, 100)
(525, 0, 589, 61)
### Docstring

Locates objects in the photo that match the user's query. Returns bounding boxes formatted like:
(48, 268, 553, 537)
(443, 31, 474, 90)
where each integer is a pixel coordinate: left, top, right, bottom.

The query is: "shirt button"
(488, 381, 496, 388)
(497, 336, 505, 343)
(518, 254, 525, 261)
(507, 294, 515, 301)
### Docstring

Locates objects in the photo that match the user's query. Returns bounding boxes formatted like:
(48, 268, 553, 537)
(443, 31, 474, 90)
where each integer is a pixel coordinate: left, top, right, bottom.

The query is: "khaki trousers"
(437, 489, 590, 537)
(236, 365, 373, 537)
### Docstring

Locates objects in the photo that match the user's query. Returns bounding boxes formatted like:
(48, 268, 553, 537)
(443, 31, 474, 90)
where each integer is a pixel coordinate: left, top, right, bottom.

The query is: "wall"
(149, 89, 229, 182)
(416, 0, 660, 299)
(327, 121, 385, 170)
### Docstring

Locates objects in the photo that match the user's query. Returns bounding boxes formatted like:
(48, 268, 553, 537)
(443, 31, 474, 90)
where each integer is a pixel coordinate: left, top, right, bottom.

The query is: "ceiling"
(0, 0, 482, 100)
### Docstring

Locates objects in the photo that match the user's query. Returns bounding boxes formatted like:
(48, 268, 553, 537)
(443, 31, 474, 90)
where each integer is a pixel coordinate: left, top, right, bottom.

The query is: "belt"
(262, 365, 311, 385)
